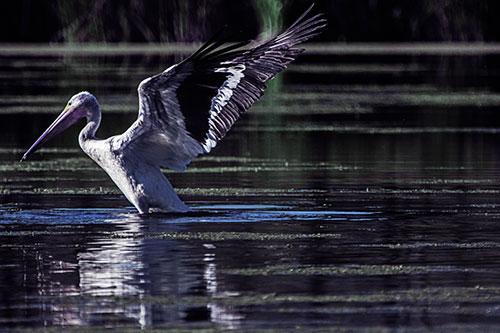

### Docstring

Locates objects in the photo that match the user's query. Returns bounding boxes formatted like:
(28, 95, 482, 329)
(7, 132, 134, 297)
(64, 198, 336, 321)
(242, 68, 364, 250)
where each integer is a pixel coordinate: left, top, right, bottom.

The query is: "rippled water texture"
(2, 44, 500, 330)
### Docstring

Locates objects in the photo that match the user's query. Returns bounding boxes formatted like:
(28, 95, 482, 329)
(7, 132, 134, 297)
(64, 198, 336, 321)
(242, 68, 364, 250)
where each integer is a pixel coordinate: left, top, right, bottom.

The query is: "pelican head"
(21, 91, 100, 161)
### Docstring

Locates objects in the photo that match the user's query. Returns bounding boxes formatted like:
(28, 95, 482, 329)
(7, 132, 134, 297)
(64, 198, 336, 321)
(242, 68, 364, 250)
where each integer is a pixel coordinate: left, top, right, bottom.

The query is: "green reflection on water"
(221, 263, 491, 276)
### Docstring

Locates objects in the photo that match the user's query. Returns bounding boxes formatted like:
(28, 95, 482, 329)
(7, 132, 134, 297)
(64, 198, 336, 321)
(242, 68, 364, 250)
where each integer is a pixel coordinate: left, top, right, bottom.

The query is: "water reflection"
(0, 207, 387, 329)
(2, 201, 500, 329)
(77, 218, 145, 326)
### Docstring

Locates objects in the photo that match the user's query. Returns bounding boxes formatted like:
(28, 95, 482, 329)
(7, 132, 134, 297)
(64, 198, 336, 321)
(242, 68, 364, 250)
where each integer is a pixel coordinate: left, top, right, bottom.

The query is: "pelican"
(21, 5, 326, 214)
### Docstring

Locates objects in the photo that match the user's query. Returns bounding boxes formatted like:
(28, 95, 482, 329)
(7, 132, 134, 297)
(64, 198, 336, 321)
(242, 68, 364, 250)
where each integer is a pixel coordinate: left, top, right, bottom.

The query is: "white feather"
(203, 64, 245, 152)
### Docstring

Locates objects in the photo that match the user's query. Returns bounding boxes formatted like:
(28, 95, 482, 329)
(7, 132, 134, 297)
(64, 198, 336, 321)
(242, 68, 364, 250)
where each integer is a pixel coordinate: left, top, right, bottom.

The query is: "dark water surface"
(2, 45, 500, 331)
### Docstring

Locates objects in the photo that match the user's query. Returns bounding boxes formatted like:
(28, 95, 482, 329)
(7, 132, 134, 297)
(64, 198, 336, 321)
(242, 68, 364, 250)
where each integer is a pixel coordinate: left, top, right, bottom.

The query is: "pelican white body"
(80, 134, 188, 213)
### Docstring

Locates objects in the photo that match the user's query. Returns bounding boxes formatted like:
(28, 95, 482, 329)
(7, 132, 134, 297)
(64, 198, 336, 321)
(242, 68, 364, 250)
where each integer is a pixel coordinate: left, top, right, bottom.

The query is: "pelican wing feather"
(116, 4, 326, 171)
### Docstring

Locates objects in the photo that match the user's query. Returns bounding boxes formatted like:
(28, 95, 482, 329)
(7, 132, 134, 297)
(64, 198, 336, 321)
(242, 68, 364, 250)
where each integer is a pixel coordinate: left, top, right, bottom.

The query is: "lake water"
(2, 44, 500, 330)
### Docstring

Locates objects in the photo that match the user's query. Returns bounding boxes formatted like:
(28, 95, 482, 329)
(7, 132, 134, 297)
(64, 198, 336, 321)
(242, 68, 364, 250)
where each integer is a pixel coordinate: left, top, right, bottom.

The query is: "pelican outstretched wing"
(116, 4, 326, 171)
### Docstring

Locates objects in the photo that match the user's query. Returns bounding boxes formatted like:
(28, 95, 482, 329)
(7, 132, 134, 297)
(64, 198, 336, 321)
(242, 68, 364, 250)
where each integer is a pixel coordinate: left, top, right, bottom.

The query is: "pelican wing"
(116, 5, 326, 171)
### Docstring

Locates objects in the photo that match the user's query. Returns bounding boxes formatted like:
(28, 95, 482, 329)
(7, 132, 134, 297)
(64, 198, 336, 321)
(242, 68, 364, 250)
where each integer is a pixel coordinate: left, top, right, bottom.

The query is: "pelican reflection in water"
(21, 5, 326, 213)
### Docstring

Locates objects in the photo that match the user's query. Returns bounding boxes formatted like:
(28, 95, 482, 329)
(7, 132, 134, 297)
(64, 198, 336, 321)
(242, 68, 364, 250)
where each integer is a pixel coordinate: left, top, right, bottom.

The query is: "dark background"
(1, 0, 499, 43)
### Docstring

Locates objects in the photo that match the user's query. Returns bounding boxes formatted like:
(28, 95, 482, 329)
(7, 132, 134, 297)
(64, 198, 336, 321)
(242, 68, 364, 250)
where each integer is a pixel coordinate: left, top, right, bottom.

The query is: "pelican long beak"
(21, 105, 86, 161)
